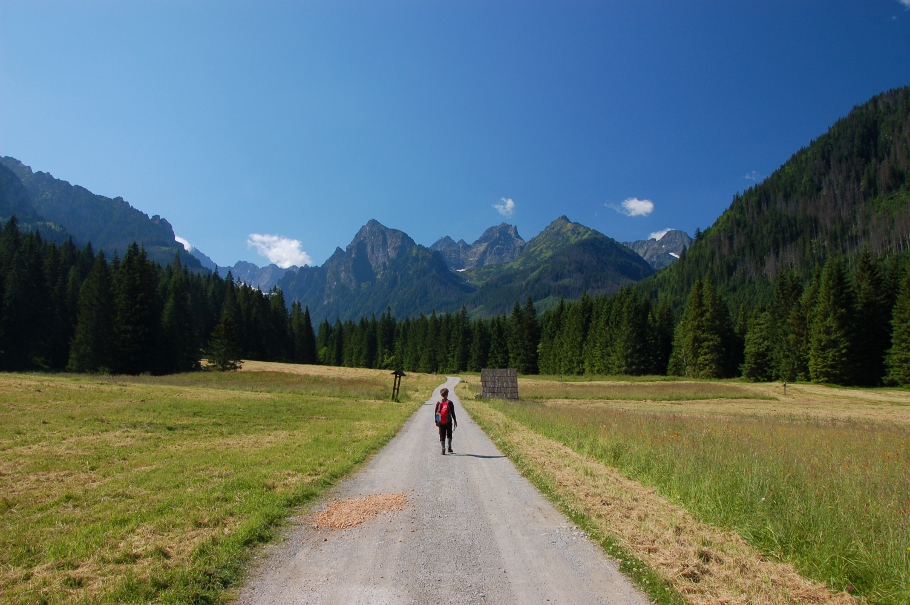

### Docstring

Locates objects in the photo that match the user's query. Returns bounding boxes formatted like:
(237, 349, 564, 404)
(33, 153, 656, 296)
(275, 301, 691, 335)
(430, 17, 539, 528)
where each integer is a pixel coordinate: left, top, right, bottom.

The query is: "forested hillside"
(0, 157, 203, 270)
(0, 217, 316, 374)
(639, 86, 910, 315)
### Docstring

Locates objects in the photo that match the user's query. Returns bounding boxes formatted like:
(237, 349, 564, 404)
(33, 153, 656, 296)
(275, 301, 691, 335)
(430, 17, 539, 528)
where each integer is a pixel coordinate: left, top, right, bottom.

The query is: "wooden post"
(391, 370, 406, 401)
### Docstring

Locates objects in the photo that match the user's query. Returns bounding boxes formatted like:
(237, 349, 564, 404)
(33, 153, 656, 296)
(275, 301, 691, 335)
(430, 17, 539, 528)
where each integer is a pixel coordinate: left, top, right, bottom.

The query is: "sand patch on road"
(312, 493, 408, 530)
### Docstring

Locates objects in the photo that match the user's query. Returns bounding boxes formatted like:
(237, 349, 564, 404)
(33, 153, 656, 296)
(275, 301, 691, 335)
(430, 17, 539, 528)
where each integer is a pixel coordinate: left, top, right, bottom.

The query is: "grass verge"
(460, 378, 909, 605)
(0, 366, 439, 605)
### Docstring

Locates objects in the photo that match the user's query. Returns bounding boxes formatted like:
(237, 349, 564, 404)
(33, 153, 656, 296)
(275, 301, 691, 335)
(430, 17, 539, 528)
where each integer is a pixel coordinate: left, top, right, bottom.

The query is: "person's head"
(440, 388, 449, 399)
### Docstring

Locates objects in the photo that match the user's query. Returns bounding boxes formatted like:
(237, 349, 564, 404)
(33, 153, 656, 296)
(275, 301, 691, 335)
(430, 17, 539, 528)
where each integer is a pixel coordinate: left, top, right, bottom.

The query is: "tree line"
(6, 210, 910, 387)
(310, 249, 910, 387)
(0, 217, 316, 374)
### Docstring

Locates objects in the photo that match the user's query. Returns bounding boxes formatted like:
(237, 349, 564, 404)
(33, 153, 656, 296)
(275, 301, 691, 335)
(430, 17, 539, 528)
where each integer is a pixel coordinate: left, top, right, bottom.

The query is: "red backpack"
(436, 399, 450, 426)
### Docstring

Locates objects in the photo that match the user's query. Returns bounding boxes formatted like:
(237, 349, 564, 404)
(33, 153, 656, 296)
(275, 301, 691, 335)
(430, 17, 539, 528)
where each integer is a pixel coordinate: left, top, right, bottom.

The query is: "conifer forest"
(4, 209, 910, 387)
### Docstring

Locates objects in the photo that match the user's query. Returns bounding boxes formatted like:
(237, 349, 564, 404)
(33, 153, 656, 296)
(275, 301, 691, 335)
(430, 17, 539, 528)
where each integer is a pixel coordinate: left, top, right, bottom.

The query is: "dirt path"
(234, 378, 650, 605)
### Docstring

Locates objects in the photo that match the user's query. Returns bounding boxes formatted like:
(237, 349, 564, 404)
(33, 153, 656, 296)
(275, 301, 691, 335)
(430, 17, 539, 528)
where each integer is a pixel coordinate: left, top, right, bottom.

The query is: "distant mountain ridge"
(224, 261, 289, 291)
(0, 156, 203, 270)
(624, 230, 693, 269)
(462, 216, 655, 316)
(275, 216, 655, 323)
(431, 223, 526, 270)
(276, 219, 474, 322)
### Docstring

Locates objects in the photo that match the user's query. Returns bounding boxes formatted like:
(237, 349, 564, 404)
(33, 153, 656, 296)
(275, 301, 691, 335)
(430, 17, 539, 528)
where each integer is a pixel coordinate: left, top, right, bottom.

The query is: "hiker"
(434, 387, 458, 455)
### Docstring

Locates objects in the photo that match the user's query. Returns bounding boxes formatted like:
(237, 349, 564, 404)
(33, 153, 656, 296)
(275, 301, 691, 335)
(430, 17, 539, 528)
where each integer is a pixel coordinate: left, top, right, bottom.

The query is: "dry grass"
(460, 376, 910, 426)
(462, 377, 910, 605)
(469, 399, 858, 605)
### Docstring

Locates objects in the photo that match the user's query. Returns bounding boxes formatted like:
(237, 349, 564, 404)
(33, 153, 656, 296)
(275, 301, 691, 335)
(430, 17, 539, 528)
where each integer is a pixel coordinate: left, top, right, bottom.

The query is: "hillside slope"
(0, 157, 202, 269)
(639, 86, 910, 312)
(465, 216, 655, 316)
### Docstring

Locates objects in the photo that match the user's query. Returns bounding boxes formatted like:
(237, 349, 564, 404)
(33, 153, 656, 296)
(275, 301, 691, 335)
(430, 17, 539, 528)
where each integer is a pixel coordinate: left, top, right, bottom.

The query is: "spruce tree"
(742, 309, 775, 381)
(809, 258, 856, 384)
(160, 255, 200, 373)
(537, 298, 565, 375)
(886, 268, 910, 386)
(669, 278, 733, 378)
(290, 303, 318, 364)
(853, 249, 891, 385)
(487, 316, 510, 369)
(468, 318, 490, 372)
(112, 244, 160, 374)
(68, 252, 115, 373)
(207, 313, 243, 371)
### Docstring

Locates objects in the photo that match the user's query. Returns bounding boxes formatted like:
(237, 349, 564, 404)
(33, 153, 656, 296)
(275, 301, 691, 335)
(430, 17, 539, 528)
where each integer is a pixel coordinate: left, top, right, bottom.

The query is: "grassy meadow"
(461, 376, 910, 605)
(0, 364, 439, 605)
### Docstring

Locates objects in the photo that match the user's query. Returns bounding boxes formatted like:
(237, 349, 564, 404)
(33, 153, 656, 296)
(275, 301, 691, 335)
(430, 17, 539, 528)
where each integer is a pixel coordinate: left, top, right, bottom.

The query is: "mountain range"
(0, 156, 203, 270)
(0, 153, 684, 323)
(271, 216, 657, 323)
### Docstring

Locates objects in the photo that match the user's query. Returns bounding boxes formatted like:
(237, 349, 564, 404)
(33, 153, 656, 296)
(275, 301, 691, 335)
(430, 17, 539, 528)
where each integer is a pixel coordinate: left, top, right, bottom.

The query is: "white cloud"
(899, 0, 910, 9)
(744, 170, 762, 181)
(649, 229, 672, 241)
(609, 197, 654, 217)
(175, 236, 193, 252)
(494, 197, 515, 217)
(247, 234, 312, 268)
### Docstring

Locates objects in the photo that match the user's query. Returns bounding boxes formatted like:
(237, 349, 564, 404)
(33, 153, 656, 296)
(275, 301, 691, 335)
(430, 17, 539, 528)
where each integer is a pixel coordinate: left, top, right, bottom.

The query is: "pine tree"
(886, 268, 910, 386)
(207, 313, 243, 371)
(669, 278, 733, 378)
(68, 252, 115, 373)
(609, 288, 650, 375)
(487, 316, 510, 369)
(112, 244, 160, 374)
(537, 298, 565, 375)
(742, 309, 775, 381)
(290, 303, 318, 364)
(809, 258, 856, 384)
(160, 255, 200, 373)
(770, 269, 805, 381)
(647, 301, 674, 375)
(853, 249, 892, 385)
(556, 292, 592, 375)
(468, 318, 491, 372)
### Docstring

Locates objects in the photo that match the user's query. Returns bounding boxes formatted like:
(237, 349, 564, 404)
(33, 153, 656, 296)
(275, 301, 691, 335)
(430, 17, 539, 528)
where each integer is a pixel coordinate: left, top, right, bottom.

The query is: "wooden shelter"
(480, 368, 519, 400)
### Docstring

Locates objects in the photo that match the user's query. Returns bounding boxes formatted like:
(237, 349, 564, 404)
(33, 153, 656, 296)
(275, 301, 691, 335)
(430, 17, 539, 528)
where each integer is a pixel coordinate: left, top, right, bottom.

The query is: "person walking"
(434, 387, 458, 455)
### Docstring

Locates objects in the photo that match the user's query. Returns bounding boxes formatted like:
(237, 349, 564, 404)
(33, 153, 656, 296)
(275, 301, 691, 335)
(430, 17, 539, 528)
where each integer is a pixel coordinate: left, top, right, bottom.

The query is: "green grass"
(472, 392, 910, 605)
(0, 369, 435, 604)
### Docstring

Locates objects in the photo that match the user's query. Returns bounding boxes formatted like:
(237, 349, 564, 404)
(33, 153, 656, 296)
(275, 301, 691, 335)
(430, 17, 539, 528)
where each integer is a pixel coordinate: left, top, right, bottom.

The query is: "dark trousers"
(438, 422, 453, 440)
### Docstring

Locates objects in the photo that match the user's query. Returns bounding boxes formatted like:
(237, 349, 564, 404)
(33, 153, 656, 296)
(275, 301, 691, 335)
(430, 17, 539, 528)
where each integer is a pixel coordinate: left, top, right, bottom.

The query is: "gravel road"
(235, 378, 650, 605)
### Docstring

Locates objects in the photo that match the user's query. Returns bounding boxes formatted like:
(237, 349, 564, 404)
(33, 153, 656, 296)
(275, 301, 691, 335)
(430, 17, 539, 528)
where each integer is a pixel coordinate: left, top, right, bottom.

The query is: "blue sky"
(2, 1, 909, 268)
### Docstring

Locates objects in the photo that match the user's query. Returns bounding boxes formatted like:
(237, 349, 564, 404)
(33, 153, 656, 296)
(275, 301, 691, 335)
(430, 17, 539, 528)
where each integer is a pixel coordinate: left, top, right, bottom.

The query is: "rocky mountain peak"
(623, 229, 692, 269)
(348, 219, 417, 274)
(433, 222, 526, 271)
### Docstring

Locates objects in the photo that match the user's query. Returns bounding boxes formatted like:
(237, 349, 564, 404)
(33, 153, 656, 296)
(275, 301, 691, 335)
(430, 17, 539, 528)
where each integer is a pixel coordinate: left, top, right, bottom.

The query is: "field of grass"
(0, 364, 439, 605)
(460, 377, 910, 605)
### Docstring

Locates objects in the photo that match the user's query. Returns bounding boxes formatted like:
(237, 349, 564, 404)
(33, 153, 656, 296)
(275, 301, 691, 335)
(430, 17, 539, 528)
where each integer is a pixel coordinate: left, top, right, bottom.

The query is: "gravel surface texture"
(234, 378, 650, 605)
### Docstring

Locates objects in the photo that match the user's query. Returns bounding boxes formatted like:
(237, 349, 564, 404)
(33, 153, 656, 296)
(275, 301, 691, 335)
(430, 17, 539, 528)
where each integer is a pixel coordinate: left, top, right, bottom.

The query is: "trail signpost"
(390, 370, 405, 401)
